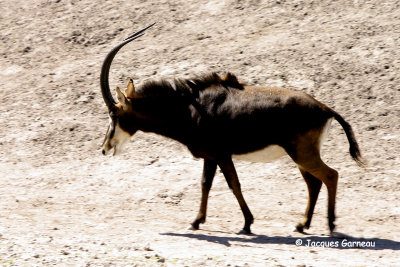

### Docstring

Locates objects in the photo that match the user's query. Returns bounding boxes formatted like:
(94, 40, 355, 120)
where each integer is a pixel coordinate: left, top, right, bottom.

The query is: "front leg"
(190, 159, 217, 230)
(217, 157, 254, 234)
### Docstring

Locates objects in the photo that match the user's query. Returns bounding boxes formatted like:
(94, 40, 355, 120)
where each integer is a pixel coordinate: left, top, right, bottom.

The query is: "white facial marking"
(112, 123, 131, 156)
(102, 116, 131, 156)
(233, 145, 287, 163)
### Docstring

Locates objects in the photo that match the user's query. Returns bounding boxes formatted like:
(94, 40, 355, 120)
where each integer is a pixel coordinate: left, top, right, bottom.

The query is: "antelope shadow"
(160, 231, 400, 250)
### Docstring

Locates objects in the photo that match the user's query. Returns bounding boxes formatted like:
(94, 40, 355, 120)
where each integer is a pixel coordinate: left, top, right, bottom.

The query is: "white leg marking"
(319, 119, 333, 149)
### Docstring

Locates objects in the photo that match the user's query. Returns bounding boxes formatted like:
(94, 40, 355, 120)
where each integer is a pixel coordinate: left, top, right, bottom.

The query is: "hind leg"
(296, 168, 323, 233)
(294, 156, 338, 234)
(285, 128, 339, 234)
(314, 165, 338, 234)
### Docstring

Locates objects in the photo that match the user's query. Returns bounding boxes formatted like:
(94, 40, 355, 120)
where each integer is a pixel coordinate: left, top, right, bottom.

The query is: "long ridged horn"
(100, 23, 156, 110)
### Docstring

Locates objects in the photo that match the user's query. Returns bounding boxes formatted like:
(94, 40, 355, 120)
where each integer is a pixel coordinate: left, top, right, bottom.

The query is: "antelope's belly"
(233, 145, 287, 163)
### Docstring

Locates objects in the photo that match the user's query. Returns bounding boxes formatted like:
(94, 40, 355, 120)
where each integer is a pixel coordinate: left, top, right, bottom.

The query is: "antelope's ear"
(116, 87, 128, 108)
(126, 79, 136, 99)
(222, 72, 245, 89)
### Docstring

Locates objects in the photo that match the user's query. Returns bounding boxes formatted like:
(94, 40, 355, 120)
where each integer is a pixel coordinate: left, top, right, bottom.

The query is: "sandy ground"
(1, 0, 399, 265)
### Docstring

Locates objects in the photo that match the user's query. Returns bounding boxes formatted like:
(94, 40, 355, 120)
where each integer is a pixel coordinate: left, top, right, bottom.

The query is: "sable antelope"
(100, 24, 364, 235)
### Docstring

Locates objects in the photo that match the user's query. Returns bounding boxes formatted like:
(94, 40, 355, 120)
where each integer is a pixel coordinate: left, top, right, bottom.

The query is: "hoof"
(295, 224, 304, 233)
(186, 225, 199, 231)
(238, 227, 252, 235)
(329, 222, 336, 234)
(295, 223, 309, 233)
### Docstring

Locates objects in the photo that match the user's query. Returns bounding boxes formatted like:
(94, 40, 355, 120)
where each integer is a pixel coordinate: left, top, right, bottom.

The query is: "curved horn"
(100, 23, 156, 110)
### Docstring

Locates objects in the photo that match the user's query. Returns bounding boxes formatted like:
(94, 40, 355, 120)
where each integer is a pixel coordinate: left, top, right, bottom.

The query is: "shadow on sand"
(161, 231, 400, 250)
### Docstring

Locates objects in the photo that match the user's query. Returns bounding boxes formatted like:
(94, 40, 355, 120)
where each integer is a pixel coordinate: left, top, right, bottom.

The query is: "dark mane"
(187, 72, 244, 92)
(136, 72, 244, 98)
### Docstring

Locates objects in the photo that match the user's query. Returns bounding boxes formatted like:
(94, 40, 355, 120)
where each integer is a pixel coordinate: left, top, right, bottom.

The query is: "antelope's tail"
(331, 110, 366, 167)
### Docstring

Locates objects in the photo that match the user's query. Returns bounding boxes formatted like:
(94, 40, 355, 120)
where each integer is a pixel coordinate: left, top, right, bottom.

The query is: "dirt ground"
(1, 0, 399, 266)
